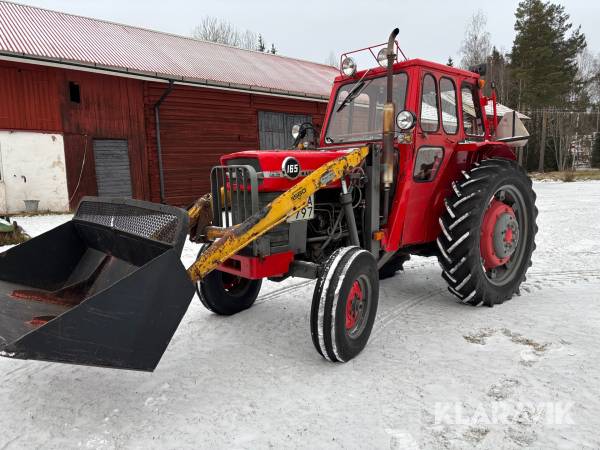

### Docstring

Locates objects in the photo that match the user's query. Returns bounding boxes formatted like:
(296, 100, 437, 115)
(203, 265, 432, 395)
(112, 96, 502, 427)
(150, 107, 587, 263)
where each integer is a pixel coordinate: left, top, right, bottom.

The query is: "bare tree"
(192, 16, 258, 51)
(240, 29, 259, 51)
(577, 49, 600, 105)
(324, 51, 337, 67)
(459, 10, 492, 69)
(547, 111, 579, 171)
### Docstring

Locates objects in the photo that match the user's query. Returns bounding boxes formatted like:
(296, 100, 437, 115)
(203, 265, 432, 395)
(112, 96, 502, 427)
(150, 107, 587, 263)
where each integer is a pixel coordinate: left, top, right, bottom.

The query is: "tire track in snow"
(255, 279, 315, 305)
(371, 288, 445, 342)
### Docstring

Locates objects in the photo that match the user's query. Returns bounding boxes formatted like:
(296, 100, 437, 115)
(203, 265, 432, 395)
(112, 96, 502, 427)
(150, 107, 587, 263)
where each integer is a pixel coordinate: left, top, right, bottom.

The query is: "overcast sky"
(13, 0, 600, 66)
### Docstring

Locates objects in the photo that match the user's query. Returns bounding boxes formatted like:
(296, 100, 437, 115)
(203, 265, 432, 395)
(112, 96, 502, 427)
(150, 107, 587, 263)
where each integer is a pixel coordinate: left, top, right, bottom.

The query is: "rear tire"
(195, 245, 262, 315)
(436, 159, 538, 306)
(310, 247, 379, 362)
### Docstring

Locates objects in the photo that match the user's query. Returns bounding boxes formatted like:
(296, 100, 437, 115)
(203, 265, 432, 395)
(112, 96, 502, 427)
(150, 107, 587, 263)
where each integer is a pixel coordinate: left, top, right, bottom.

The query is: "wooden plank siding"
(144, 82, 328, 206)
(59, 69, 147, 207)
(0, 60, 148, 208)
(0, 62, 61, 132)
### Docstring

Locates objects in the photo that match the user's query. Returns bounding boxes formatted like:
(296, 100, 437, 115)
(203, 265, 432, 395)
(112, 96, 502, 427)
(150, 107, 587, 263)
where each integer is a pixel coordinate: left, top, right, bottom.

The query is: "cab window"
(461, 83, 485, 136)
(440, 78, 458, 134)
(420, 74, 439, 133)
(325, 73, 408, 144)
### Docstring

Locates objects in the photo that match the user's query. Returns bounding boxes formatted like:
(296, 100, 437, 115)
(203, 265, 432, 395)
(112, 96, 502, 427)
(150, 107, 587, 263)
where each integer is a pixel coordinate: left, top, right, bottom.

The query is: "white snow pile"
(0, 181, 599, 449)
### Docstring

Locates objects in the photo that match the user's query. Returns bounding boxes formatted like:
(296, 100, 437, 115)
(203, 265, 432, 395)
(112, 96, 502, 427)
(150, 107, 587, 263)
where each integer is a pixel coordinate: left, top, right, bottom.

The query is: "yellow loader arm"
(187, 146, 369, 283)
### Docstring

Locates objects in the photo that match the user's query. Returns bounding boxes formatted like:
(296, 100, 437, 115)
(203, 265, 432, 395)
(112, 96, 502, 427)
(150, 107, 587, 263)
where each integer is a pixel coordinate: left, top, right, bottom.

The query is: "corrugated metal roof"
(0, 1, 338, 99)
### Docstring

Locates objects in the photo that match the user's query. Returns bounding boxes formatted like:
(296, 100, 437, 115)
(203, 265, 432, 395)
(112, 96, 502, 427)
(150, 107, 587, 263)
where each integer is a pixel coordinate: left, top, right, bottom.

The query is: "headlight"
(377, 48, 389, 67)
(291, 124, 301, 139)
(396, 110, 416, 131)
(341, 57, 357, 77)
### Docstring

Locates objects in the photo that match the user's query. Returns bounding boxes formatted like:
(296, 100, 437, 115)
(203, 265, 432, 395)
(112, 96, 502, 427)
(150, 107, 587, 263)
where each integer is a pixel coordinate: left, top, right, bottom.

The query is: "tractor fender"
(463, 141, 516, 161)
(480, 143, 516, 161)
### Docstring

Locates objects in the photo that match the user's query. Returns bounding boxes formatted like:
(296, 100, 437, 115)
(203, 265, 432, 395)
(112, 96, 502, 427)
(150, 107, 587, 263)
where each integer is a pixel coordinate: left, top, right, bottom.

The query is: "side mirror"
(396, 110, 417, 131)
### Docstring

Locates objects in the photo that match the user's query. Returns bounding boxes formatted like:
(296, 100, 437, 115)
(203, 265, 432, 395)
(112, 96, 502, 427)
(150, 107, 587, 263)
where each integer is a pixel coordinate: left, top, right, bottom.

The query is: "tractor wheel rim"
(480, 199, 520, 269)
(479, 184, 528, 286)
(345, 275, 371, 338)
(220, 272, 251, 297)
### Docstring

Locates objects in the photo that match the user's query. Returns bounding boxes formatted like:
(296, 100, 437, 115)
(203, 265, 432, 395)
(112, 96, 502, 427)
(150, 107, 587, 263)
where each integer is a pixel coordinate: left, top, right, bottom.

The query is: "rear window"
(461, 84, 484, 136)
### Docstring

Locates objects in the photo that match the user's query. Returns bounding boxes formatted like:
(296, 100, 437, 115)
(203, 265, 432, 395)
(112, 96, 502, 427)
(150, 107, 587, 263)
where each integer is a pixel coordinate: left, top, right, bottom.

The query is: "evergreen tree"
(510, 0, 586, 109)
(446, 56, 454, 67)
(592, 132, 600, 168)
(257, 34, 266, 52)
(270, 43, 277, 55)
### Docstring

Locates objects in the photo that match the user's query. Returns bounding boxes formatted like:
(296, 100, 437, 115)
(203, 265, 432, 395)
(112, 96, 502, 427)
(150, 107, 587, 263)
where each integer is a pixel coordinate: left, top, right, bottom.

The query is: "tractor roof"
(333, 58, 480, 83)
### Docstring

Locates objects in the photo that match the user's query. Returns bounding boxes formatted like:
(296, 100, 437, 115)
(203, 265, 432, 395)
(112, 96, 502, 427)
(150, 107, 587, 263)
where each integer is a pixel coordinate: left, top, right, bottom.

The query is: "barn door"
(258, 112, 312, 150)
(93, 139, 133, 197)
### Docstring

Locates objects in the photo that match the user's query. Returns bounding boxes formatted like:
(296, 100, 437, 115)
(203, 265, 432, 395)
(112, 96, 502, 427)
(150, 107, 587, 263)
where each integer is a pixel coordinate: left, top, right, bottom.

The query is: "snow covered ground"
(0, 181, 599, 449)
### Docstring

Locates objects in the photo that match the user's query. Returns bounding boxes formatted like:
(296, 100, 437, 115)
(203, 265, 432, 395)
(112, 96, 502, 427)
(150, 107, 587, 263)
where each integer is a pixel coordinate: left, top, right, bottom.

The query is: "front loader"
(0, 30, 537, 370)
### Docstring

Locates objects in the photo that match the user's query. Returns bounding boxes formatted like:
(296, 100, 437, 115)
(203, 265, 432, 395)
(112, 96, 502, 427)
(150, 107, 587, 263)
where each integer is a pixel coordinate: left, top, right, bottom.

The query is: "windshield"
(325, 73, 408, 144)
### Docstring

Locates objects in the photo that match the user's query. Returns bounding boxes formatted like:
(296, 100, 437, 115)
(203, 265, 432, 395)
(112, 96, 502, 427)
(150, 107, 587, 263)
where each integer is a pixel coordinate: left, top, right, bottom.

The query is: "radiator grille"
(211, 165, 259, 227)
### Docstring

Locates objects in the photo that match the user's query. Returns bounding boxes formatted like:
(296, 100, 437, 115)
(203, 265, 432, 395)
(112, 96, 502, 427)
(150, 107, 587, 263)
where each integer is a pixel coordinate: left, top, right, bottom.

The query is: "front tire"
(195, 246, 262, 315)
(310, 247, 379, 362)
(437, 159, 538, 306)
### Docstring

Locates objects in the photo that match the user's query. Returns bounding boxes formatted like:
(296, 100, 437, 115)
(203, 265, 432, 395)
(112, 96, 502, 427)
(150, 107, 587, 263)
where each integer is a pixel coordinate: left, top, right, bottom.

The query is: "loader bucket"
(0, 197, 195, 371)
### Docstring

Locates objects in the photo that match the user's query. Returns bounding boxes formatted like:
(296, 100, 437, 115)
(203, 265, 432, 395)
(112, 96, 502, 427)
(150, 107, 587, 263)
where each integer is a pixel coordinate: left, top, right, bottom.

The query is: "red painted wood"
(0, 60, 148, 208)
(144, 82, 327, 206)
(0, 61, 61, 132)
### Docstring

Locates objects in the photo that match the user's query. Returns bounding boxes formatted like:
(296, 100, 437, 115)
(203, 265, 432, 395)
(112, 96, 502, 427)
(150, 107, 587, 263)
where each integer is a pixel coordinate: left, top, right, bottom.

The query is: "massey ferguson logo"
(282, 157, 301, 179)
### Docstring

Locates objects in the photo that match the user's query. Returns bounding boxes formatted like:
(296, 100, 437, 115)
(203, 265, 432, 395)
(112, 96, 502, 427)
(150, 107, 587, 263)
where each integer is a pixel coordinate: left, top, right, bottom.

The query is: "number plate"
(287, 195, 315, 222)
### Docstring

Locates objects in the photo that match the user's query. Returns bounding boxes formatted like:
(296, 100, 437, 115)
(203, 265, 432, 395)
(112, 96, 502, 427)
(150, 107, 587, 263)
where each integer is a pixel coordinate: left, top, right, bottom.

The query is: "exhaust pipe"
(381, 28, 399, 223)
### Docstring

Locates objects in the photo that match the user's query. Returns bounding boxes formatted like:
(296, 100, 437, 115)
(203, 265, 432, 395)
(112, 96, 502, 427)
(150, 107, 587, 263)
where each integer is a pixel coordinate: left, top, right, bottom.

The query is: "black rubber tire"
(310, 246, 379, 362)
(195, 245, 262, 315)
(378, 252, 411, 280)
(436, 158, 538, 306)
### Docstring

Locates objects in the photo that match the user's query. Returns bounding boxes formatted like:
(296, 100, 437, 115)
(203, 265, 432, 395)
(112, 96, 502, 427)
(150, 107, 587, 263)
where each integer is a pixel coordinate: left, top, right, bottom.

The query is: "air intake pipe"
(381, 28, 399, 223)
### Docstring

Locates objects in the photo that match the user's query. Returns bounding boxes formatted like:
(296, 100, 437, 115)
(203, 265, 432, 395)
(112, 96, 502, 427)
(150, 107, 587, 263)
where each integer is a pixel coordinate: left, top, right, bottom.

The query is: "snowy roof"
(0, 1, 338, 100)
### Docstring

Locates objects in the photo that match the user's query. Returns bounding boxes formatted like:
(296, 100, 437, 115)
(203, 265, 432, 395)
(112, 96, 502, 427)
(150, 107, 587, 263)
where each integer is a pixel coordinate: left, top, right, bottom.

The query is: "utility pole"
(538, 109, 547, 172)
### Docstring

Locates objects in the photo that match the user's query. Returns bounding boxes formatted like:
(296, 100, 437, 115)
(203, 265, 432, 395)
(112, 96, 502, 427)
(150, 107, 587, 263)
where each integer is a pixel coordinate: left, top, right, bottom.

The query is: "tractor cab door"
(401, 71, 461, 245)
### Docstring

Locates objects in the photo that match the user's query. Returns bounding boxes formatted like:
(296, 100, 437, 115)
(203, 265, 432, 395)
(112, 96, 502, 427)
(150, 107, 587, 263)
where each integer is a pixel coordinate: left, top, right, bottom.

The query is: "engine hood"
(220, 148, 358, 191)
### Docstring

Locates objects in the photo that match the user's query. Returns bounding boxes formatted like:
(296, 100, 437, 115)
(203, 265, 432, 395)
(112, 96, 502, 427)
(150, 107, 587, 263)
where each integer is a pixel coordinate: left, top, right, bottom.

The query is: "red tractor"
(194, 30, 537, 362)
(0, 30, 537, 370)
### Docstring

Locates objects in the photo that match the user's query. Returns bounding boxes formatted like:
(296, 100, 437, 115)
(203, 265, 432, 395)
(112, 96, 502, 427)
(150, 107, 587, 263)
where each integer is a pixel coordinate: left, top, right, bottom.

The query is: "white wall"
(0, 131, 70, 213)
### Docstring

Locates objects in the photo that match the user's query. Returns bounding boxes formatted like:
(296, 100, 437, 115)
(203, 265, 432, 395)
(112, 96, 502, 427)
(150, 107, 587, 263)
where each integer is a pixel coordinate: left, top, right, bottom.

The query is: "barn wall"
(0, 59, 330, 210)
(0, 60, 148, 209)
(58, 69, 148, 207)
(144, 82, 328, 206)
(0, 62, 61, 132)
(0, 131, 69, 213)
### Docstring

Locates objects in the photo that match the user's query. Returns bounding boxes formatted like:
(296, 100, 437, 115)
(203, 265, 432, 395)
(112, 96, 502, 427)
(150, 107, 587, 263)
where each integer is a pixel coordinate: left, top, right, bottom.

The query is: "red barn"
(0, 2, 337, 212)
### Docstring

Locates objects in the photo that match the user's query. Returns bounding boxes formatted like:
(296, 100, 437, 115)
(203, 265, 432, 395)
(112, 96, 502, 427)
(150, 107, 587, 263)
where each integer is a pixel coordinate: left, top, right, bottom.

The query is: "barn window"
(258, 112, 313, 149)
(69, 81, 81, 103)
